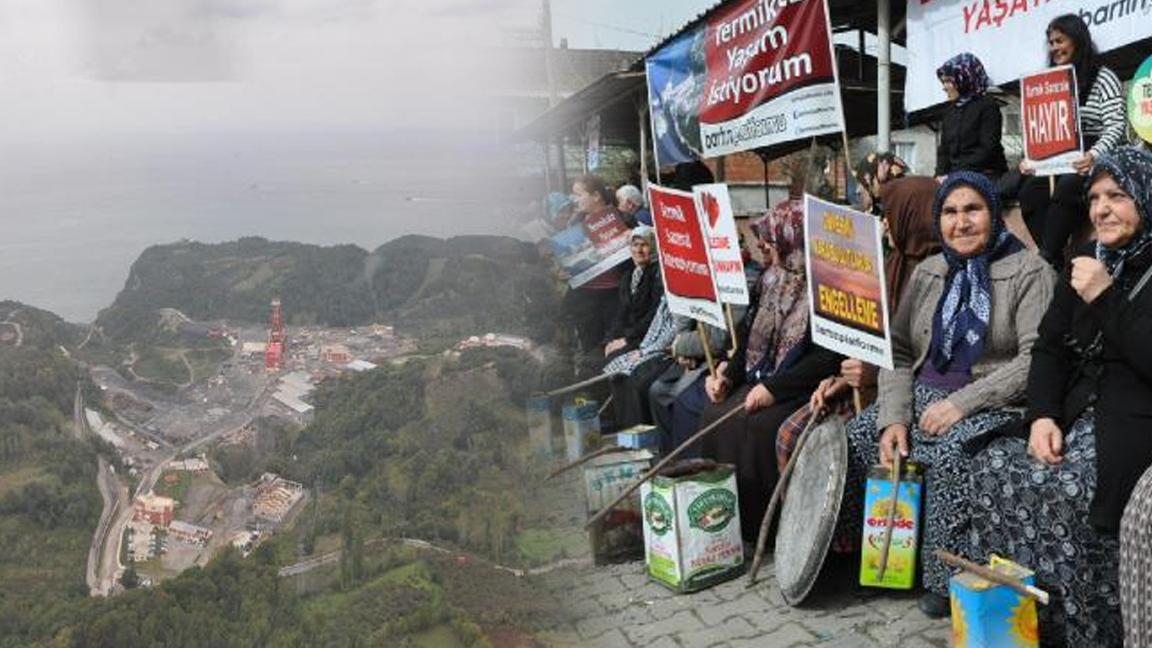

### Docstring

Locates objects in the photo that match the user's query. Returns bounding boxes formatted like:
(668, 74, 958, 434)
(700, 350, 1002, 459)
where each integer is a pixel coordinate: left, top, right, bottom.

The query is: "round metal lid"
(774, 416, 849, 606)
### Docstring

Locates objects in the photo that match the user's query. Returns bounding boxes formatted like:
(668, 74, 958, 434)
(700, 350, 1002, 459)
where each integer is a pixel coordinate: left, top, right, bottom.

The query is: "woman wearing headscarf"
(836, 171, 1055, 618)
(1018, 14, 1128, 269)
(602, 295, 677, 429)
(775, 154, 942, 472)
(688, 199, 843, 544)
(969, 148, 1152, 647)
(603, 225, 663, 360)
(935, 53, 1008, 181)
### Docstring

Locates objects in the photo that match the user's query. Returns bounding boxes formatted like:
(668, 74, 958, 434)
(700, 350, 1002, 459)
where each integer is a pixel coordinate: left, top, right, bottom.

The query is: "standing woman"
(692, 201, 843, 543)
(970, 148, 1152, 647)
(935, 53, 1008, 182)
(1018, 14, 1127, 269)
(836, 172, 1055, 618)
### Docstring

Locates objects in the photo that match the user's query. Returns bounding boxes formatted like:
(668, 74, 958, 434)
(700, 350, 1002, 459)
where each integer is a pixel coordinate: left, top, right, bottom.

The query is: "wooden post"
(584, 404, 743, 530)
(698, 322, 717, 378)
(875, 447, 901, 581)
(746, 406, 827, 586)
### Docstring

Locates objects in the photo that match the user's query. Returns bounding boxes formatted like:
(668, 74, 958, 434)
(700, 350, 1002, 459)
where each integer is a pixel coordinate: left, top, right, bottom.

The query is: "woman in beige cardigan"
(835, 171, 1056, 618)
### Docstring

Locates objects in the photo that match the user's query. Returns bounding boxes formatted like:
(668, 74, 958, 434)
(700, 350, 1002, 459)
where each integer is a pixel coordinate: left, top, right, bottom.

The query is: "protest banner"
(1131, 54, 1152, 144)
(905, 0, 1152, 113)
(803, 195, 893, 370)
(644, 0, 844, 163)
(547, 211, 632, 289)
(1021, 66, 1083, 177)
(648, 184, 726, 329)
(693, 184, 750, 306)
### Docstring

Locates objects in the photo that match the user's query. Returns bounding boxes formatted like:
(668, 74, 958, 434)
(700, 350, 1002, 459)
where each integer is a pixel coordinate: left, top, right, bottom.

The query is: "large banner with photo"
(905, 0, 1152, 113)
(648, 184, 727, 328)
(644, 0, 844, 164)
(803, 195, 894, 369)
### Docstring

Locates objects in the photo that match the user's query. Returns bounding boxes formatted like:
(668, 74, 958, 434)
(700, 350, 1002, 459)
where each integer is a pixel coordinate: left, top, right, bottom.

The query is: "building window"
(892, 141, 917, 170)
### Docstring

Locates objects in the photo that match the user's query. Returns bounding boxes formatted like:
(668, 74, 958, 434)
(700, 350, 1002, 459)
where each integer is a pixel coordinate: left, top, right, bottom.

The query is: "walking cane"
(546, 372, 618, 398)
(934, 550, 1050, 605)
(585, 404, 743, 530)
(543, 445, 631, 482)
(875, 441, 902, 581)
(746, 405, 828, 586)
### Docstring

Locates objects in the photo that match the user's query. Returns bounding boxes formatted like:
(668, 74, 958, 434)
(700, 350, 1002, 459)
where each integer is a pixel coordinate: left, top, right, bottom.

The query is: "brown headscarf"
(853, 152, 910, 213)
(877, 176, 941, 311)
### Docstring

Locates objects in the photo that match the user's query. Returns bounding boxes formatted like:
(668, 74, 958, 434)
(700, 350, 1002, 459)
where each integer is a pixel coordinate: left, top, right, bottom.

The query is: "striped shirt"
(1081, 66, 1127, 157)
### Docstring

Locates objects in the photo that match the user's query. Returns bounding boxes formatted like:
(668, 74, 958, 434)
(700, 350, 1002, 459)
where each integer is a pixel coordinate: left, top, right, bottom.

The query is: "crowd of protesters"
(535, 13, 1152, 647)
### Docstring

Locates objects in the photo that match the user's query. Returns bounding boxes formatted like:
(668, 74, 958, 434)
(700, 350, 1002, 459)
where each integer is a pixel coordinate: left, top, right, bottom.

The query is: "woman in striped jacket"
(1018, 13, 1128, 270)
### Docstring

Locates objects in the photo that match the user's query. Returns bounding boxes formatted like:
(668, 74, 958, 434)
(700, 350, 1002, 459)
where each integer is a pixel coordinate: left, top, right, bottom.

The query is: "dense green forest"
(95, 235, 561, 345)
(0, 305, 103, 647)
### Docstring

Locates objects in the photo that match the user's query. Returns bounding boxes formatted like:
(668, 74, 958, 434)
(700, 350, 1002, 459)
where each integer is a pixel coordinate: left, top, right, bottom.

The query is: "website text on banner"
(648, 184, 727, 328)
(1022, 66, 1083, 176)
(803, 194, 894, 370)
(548, 212, 633, 289)
(1131, 54, 1152, 143)
(644, 0, 845, 163)
(905, 0, 1152, 113)
(693, 184, 750, 306)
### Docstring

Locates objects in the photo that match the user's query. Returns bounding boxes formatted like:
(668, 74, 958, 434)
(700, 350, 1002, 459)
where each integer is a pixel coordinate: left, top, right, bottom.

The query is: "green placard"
(1131, 54, 1152, 144)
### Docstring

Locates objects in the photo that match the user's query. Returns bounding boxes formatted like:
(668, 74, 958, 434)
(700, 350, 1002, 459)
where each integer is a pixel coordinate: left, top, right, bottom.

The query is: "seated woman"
(837, 172, 1055, 618)
(602, 295, 676, 429)
(935, 53, 1007, 182)
(776, 152, 942, 471)
(971, 147, 1152, 647)
(603, 225, 663, 360)
(691, 200, 842, 544)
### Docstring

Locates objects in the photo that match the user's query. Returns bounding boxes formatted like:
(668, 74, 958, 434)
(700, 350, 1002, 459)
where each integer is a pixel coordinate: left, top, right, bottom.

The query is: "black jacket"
(605, 263, 663, 348)
(935, 95, 1008, 177)
(1027, 243, 1152, 531)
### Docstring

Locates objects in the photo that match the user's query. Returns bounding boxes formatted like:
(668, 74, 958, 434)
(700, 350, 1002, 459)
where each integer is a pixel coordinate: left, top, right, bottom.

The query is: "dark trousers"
(562, 287, 619, 376)
(1019, 173, 1088, 269)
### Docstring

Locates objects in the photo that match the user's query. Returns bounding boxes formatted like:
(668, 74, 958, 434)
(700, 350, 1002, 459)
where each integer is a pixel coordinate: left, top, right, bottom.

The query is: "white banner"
(692, 184, 750, 306)
(905, 0, 1152, 113)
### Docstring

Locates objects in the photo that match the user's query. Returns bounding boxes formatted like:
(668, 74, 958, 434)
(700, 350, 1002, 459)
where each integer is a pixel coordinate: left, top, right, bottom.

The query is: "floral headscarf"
(853, 152, 910, 214)
(1088, 147, 1152, 276)
(936, 52, 990, 107)
(927, 171, 1024, 372)
(745, 198, 809, 376)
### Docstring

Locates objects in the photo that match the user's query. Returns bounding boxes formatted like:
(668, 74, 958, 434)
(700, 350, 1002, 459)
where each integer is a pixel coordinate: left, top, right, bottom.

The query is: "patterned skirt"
(970, 414, 1123, 647)
(838, 382, 1022, 595)
(1122, 464, 1152, 648)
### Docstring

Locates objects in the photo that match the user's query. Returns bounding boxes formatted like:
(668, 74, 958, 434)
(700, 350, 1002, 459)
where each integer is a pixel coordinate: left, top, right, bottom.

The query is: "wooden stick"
(934, 549, 1050, 605)
(1049, 175, 1056, 197)
(875, 448, 901, 581)
(597, 395, 614, 418)
(724, 304, 739, 357)
(584, 404, 743, 529)
(546, 372, 618, 398)
(746, 406, 827, 586)
(697, 322, 717, 378)
(544, 445, 631, 481)
(852, 388, 863, 415)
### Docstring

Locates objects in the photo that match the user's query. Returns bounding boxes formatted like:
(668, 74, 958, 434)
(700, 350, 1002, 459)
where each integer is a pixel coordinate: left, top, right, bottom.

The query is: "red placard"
(649, 185, 719, 304)
(1021, 66, 1082, 166)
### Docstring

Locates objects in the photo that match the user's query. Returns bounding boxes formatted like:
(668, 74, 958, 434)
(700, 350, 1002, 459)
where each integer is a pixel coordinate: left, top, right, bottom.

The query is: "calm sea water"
(0, 131, 527, 322)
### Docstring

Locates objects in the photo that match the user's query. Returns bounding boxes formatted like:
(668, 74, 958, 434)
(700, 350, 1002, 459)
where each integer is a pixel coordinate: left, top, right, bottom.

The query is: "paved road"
(530, 469, 951, 647)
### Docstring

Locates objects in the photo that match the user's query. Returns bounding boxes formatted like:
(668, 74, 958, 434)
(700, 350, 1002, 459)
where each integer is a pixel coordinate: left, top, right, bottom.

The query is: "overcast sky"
(550, 0, 712, 51)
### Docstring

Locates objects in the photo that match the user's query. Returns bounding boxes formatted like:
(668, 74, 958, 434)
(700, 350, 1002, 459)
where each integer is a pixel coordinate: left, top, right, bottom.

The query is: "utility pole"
(542, 0, 559, 194)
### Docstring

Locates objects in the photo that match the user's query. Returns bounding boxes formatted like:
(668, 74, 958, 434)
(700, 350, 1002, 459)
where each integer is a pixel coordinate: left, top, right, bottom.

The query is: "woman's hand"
(1028, 417, 1064, 465)
(604, 338, 627, 357)
(810, 376, 847, 412)
(1071, 151, 1096, 175)
(919, 400, 963, 436)
(744, 383, 775, 413)
(1018, 159, 1036, 176)
(704, 361, 729, 403)
(878, 424, 910, 469)
(841, 359, 877, 389)
(1070, 257, 1113, 304)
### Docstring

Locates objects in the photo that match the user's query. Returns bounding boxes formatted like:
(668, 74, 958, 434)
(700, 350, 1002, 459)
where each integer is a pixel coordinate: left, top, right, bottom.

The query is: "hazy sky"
(550, 0, 713, 51)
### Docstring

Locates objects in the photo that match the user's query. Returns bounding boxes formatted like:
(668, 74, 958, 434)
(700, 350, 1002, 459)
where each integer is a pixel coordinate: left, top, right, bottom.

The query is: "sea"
(0, 130, 534, 322)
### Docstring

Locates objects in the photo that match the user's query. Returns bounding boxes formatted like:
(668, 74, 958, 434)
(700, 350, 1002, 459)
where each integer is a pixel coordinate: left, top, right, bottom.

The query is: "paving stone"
(583, 628, 632, 647)
(621, 609, 701, 644)
(675, 616, 758, 646)
(724, 621, 818, 647)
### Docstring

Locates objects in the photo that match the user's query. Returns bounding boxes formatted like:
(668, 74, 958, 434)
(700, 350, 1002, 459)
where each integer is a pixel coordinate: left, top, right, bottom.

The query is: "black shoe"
(918, 592, 951, 619)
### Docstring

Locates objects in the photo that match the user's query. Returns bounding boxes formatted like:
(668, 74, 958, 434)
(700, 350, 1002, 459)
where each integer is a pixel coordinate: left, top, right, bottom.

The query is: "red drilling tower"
(264, 298, 286, 370)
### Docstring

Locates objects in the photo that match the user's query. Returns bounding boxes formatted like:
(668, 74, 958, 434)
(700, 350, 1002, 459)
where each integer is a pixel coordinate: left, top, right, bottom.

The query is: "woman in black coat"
(934, 52, 1007, 181)
(603, 225, 663, 360)
(969, 147, 1152, 647)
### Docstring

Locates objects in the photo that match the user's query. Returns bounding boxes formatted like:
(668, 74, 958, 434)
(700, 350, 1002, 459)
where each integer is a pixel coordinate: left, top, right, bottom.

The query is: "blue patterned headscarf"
(936, 53, 990, 107)
(927, 171, 1024, 373)
(1087, 147, 1152, 276)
